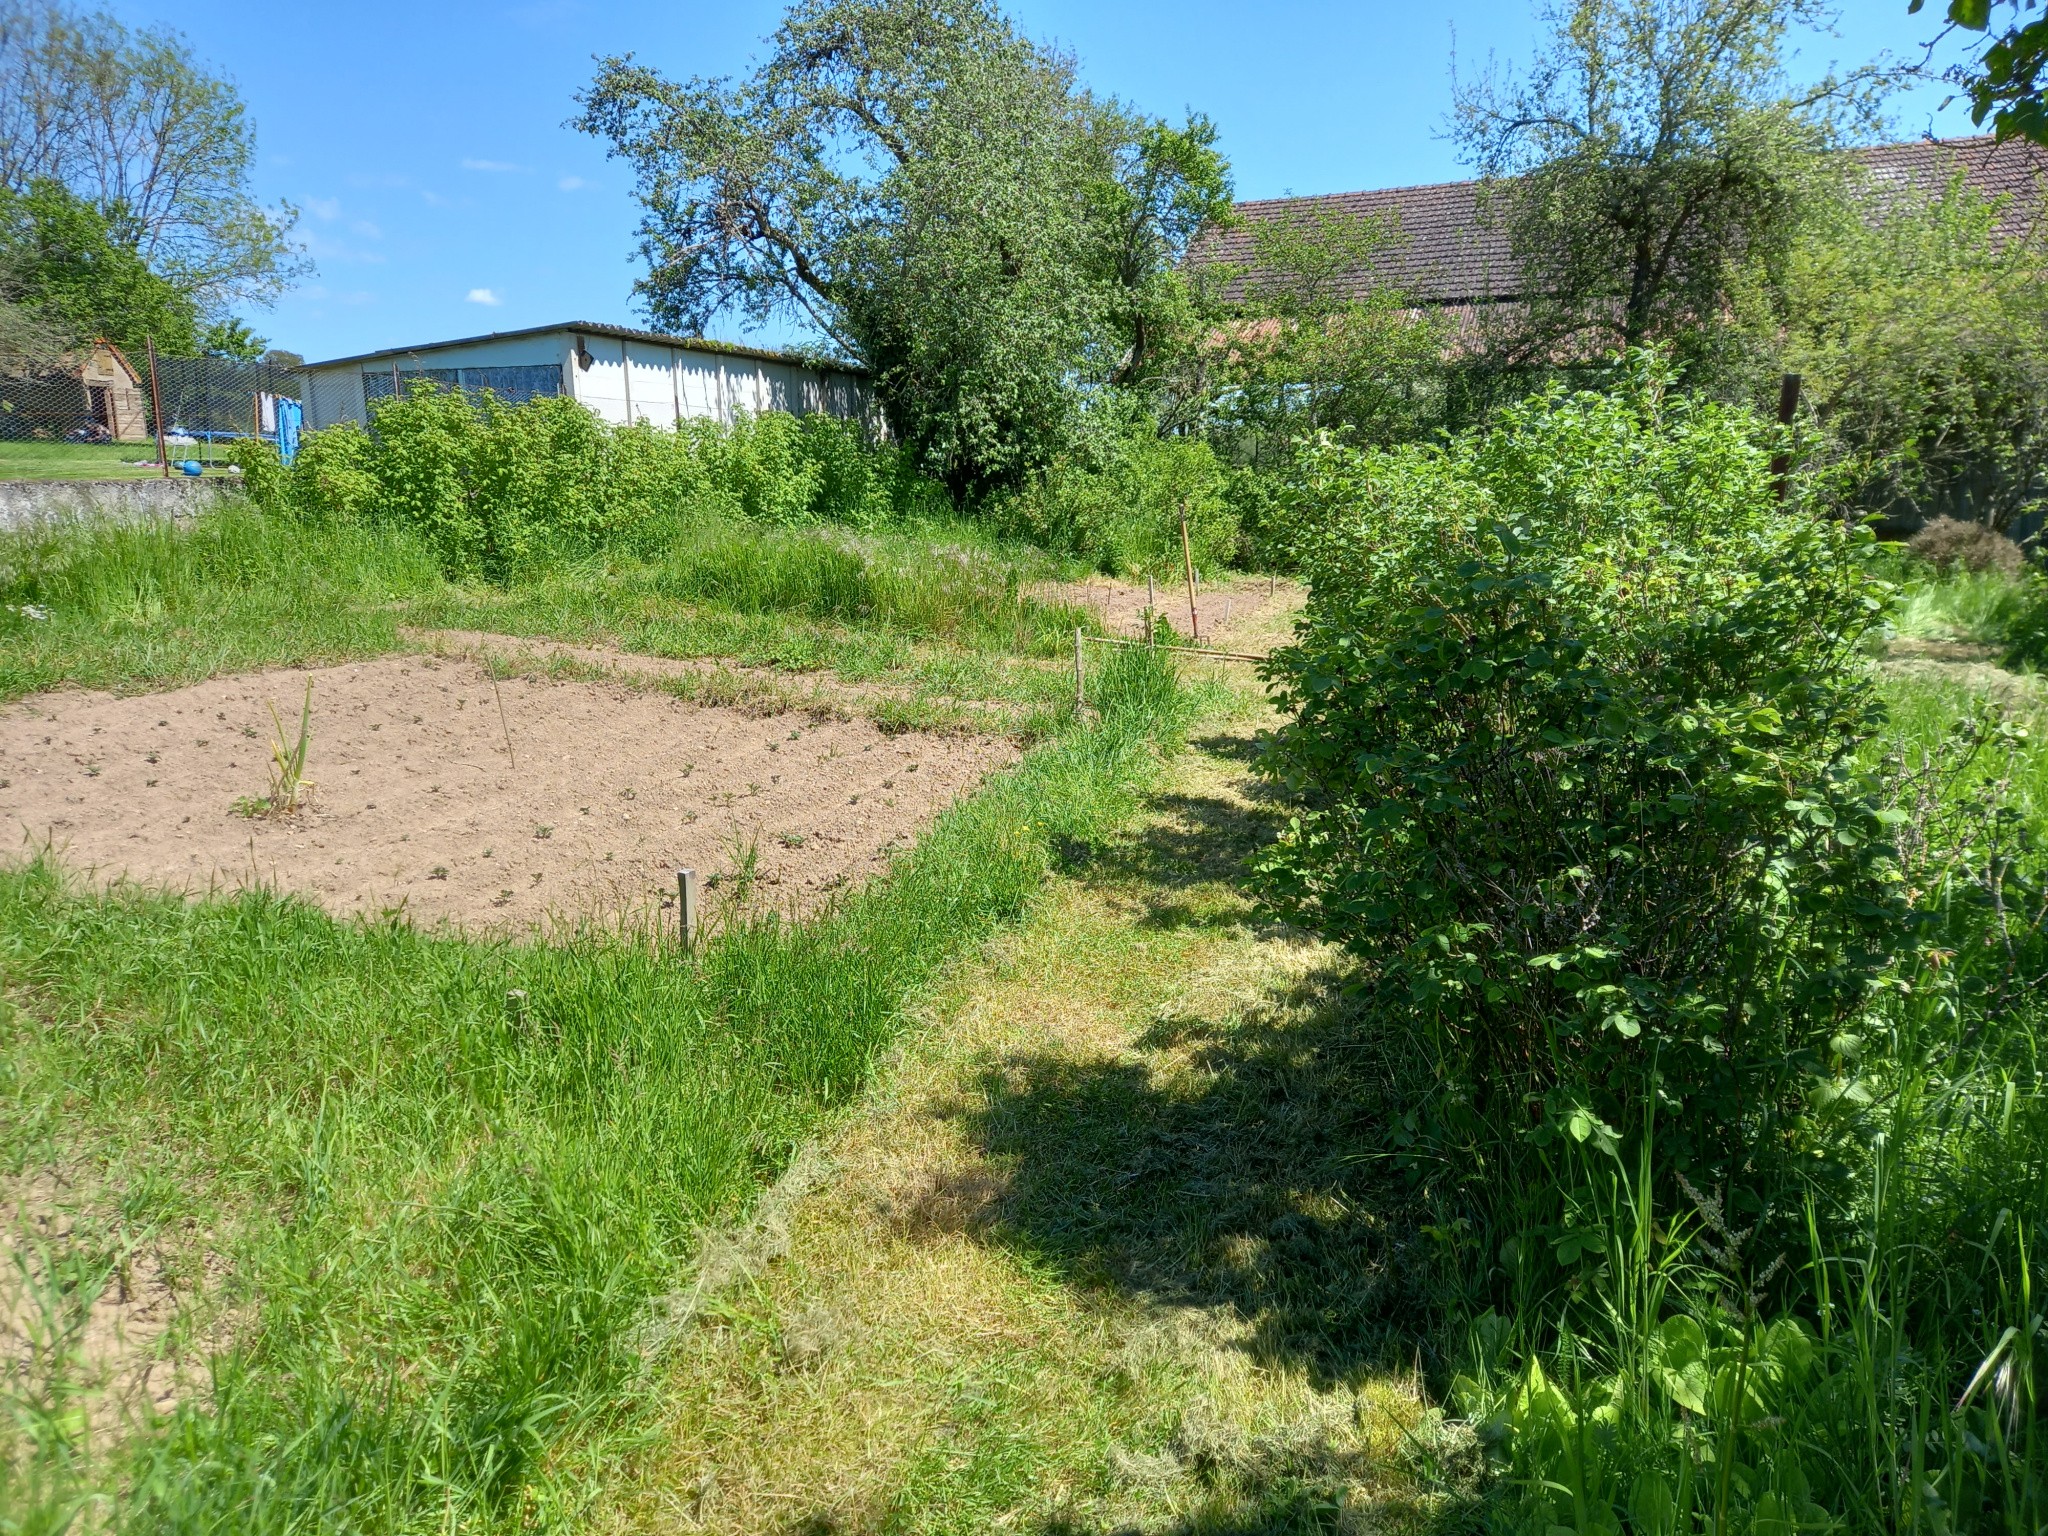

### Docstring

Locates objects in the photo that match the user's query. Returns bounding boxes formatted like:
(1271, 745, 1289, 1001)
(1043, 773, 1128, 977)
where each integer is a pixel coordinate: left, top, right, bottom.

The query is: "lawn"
(0, 440, 190, 482)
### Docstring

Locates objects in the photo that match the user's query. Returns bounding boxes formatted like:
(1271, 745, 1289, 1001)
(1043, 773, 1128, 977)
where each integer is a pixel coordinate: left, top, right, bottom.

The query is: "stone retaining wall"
(0, 477, 231, 532)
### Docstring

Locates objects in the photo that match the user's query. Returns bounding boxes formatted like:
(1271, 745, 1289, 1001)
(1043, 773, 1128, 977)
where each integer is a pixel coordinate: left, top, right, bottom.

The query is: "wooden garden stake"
(1074, 627, 1086, 712)
(1178, 501, 1200, 641)
(1770, 372, 1802, 504)
(676, 868, 700, 950)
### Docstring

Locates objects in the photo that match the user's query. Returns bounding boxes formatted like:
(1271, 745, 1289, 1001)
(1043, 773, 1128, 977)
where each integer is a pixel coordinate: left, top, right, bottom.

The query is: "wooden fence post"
(1771, 372, 1802, 504)
(145, 337, 168, 477)
(1178, 501, 1200, 641)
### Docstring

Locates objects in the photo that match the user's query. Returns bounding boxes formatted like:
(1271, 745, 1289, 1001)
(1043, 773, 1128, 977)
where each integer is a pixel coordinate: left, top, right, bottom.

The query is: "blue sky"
(110, 0, 1986, 363)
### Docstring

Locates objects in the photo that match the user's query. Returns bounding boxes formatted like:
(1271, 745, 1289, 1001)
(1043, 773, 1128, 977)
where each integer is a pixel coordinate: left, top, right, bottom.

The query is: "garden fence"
(0, 350, 304, 454)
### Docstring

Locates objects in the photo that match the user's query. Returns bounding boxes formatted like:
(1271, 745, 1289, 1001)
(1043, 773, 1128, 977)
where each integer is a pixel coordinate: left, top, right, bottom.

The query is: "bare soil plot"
(1036, 573, 1299, 648)
(0, 655, 1018, 934)
(403, 627, 1017, 729)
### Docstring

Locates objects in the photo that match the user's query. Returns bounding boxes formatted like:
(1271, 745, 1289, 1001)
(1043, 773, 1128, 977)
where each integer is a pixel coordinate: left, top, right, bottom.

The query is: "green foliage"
(199, 315, 265, 360)
(0, 177, 198, 356)
(577, 0, 1233, 501)
(1914, 0, 2048, 145)
(228, 387, 947, 582)
(1257, 359, 1903, 1220)
(1452, 0, 1876, 361)
(1002, 414, 1238, 576)
(1752, 168, 2048, 534)
(1092, 113, 1237, 406)
(0, 0, 305, 314)
(1207, 208, 1448, 466)
(1260, 381, 2048, 1531)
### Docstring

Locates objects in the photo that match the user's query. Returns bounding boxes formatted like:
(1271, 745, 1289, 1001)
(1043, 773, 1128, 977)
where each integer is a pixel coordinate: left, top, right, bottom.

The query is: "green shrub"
(1257, 360, 1906, 1228)
(231, 388, 948, 581)
(1003, 422, 1238, 577)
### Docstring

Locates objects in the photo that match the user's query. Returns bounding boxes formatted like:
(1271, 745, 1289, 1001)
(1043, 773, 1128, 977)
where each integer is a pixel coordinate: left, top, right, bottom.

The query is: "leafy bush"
(229, 388, 946, 581)
(1908, 513, 2027, 575)
(1001, 418, 1238, 577)
(1257, 362, 1905, 1228)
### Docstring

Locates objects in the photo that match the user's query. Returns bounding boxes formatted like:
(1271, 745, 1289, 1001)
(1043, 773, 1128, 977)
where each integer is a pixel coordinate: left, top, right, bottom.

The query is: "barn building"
(299, 321, 870, 433)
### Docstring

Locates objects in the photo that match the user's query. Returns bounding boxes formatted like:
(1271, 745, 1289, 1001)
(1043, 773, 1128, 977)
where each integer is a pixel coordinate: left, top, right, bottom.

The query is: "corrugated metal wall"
(302, 330, 871, 434)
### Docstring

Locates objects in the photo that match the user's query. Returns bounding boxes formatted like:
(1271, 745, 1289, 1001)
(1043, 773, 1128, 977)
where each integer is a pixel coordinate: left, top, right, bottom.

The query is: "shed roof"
(1190, 134, 2048, 309)
(305, 320, 864, 376)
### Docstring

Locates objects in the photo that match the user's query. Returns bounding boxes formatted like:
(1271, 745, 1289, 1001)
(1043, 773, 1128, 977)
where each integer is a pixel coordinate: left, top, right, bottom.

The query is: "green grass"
(0, 503, 441, 698)
(0, 643, 1191, 1530)
(0, 440, 200, 481)
(0, 504, 1100, 716)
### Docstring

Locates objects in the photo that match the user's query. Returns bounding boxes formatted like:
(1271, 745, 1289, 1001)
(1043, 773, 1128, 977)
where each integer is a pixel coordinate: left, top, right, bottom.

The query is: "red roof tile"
(1190, 135, 2048, 308)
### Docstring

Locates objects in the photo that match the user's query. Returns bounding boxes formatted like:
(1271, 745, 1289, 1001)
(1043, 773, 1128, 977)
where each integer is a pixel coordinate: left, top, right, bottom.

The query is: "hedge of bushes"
(231, 387, 950, 581)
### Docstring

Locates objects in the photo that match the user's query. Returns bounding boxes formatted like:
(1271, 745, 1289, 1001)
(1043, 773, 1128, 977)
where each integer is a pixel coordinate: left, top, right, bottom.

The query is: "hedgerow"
(230, 388, 949, 581)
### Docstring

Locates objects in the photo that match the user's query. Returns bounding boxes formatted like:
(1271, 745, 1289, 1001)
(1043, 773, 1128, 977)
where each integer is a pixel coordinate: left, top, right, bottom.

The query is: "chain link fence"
(0, 349, 304, 458)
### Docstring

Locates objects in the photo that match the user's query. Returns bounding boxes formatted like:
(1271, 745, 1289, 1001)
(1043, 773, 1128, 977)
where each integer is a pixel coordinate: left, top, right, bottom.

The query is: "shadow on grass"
(966, 962, 1448, 1391)
(971, 762, 1455, 1396)
(1071, 746, 1293, 938)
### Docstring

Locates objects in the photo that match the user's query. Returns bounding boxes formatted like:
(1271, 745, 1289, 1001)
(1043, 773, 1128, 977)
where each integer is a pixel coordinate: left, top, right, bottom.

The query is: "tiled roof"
(1190, 135, 2048, 308)
(1193, 177, 1518, 308)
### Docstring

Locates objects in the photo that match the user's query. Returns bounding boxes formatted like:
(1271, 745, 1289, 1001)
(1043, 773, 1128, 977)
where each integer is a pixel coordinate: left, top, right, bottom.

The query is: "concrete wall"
(0, 477, 228, 532)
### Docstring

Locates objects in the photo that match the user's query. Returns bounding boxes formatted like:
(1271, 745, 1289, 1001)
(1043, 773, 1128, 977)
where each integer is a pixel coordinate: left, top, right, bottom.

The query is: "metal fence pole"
(145, 337, 168, 476)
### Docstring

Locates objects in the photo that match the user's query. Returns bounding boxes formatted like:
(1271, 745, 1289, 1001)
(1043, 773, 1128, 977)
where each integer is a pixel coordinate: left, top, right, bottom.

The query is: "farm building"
(1189, 133, 2047, 335)
(0, 340, 150, 442)
(300, 321, 871, 432)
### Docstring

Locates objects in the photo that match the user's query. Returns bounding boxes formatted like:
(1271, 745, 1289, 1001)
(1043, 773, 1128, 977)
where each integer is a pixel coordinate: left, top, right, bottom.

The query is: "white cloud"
(460, 158, 524, 173)
(466, 287, 502, 306)
(420, 189, 454, 208)
(556, 175, 590, 192)
(305, 195, 341, 221)
(349, 219, 382, 238)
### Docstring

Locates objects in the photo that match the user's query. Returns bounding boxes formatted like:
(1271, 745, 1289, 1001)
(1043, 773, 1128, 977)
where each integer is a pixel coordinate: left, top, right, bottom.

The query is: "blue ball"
(177, 460, 202, 476)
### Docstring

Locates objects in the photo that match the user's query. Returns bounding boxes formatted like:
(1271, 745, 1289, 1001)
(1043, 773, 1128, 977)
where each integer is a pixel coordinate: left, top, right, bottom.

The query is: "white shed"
(299, 321, 871, 433)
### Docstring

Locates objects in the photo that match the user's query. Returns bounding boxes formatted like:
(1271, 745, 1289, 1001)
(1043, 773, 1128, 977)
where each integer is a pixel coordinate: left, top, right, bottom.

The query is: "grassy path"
(603, 715, 1458, 1534)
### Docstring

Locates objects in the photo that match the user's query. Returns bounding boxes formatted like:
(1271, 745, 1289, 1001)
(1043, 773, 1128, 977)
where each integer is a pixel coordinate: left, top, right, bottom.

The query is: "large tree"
(0, 177, 198, 357)
(1912, 0, 2047, 145)
(1452, 0, 1879, 364)
(0, 1, 303, 322)
(577, 0, 1228, 500)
